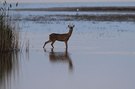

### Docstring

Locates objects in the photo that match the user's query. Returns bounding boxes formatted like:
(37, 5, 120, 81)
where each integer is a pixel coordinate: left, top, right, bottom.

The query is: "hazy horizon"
(3, 0, 135, 3)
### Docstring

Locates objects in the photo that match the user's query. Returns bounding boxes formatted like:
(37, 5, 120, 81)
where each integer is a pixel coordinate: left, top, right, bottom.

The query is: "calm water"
(1, 2, 135, 89)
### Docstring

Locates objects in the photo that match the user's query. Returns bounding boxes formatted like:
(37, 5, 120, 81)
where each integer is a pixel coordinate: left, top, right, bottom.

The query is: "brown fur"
(43, 25, 74, 49)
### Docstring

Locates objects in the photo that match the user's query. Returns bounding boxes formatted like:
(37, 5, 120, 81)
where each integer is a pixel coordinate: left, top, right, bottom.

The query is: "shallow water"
(1, 3, 135, 89)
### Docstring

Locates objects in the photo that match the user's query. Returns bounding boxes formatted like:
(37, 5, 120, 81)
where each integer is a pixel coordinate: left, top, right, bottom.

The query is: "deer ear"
(68, 25, 70, 28)
(73, 25, 75, 28)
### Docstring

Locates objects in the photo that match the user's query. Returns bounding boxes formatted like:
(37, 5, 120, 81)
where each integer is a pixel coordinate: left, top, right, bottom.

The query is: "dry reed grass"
(0, 1, 20, 52)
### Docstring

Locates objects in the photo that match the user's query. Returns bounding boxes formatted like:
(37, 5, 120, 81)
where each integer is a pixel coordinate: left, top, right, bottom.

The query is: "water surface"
(1, 2, 135, 89)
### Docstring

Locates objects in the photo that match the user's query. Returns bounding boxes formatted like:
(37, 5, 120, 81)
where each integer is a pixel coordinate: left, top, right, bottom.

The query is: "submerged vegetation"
(0, 1, 19, 52)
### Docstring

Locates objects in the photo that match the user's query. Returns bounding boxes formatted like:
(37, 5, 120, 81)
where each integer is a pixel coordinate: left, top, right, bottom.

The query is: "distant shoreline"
(12, 6, 135, 12)
(11, 6, 135, 22)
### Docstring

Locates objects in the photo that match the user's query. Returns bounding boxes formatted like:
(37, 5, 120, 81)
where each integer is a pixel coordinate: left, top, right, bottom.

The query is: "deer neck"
(67, 29, 73, 37)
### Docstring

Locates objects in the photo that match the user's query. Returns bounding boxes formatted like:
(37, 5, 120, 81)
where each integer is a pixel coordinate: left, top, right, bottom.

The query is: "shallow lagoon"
(1, 3, 135, 89)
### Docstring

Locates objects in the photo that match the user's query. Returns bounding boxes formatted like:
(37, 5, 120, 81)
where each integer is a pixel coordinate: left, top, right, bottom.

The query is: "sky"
(3, 0, 135, 3)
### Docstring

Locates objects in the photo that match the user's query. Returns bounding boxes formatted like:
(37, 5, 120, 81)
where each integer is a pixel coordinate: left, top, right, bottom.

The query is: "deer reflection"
(45, 48, 73, 71)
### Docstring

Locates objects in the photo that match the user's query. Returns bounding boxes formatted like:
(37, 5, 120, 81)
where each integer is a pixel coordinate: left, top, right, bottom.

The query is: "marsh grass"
(0, 2, 21, 88)
(0, 1, 20, 52)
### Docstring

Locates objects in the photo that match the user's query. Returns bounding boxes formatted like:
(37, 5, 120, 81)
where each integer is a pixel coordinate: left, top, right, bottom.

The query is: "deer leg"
(65, 41, 68, 49)
(51, 41, 55, 48)
(43, 40, 51, 48)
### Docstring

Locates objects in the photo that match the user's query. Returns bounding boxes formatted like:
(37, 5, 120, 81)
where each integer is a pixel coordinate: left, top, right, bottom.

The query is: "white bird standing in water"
(76, 8, 79, 15)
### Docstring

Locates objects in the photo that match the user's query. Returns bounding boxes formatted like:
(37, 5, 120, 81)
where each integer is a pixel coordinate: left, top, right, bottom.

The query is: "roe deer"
(43, 25, 75, 49)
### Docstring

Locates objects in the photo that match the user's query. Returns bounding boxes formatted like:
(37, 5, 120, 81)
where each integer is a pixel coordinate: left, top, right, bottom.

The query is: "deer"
(43, 25, 75, 49)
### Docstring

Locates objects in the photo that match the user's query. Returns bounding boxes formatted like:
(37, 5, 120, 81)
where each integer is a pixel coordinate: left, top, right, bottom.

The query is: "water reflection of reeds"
(0, 51, 20, 89)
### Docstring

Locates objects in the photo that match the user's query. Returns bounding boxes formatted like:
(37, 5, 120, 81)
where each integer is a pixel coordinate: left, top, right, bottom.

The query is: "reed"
(0, 2, 20, 88)
(0, 1, 20, 52)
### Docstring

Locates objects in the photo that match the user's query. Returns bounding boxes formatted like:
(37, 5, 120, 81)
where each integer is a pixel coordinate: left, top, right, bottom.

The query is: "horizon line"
(2, 1, 135, 3)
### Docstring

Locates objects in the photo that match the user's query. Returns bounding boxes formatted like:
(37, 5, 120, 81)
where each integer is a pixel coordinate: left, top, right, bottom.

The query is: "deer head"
(68, 25, 75, 30)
